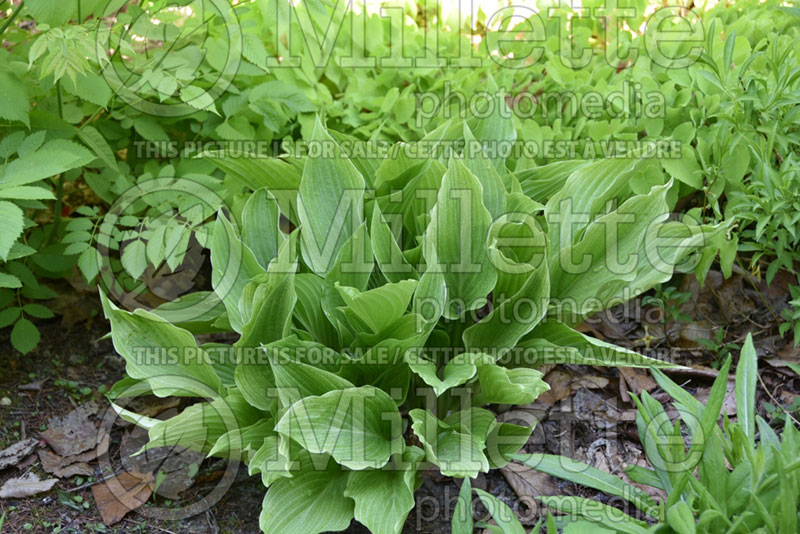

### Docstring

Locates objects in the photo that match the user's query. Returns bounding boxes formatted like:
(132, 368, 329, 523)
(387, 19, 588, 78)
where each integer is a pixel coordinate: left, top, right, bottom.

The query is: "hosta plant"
(510, 334, 800, 533)
(101, 114, 721, 534)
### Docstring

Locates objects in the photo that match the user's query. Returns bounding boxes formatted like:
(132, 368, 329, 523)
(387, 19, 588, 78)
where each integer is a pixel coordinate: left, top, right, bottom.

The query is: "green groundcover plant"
(484, 333, 800, 534)
(3, 0, 799, 355)
(101, 113, 723, 534)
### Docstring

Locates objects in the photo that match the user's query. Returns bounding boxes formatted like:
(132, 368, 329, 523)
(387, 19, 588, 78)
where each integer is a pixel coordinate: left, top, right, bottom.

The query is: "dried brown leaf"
(91, 471, 155, 526)
(0, 472, 58, 498)
(0, 438, 38, 471)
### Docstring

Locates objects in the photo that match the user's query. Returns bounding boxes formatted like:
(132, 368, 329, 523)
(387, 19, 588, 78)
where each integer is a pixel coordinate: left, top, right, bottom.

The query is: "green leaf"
(537, 496, 648, 533)
(200, 153, 300, 217)
(370, 205, 417, 282)
(242, 188, 285, 270)
(524, 320, 677, 367)
(666, 501, 697, 534)
(463, 261, 549, 356)
(0, 273, 21, 289)
(99, 291, 222, 397)
(269, 346, 353, 407)
(0, 73, 30, 127)
(11, 318, 40, 355)
(0, 139, 94, 187)
(461, 123, 507, 218)
(76, 247, 100, 281)
(735, 333, 757, 444)
(276, 386, 403, 470)
(474, 489, 525, 534)
(0, 307, 20, 328)
(344, 447, 424, 534)
(662, 145, 702, 189)
(452, 478, 474, 534)
(76, 125, 119, 172)
(25, 0, 73, 25)
(0, 185, 55, 200)
(423, 157, 496, 319)
(146, 394, 261, 454)
(406, 351, 490, 396)
(409, 408, 490, 478)
(211, 212, 267, 332)
(474, 364, 549, 406)
(180, 85, 218, 114)
(298, 117, 366, 275)
(237, 272, 296, 348)
(0, 201, 24, 261)
(324, 221, 373, 291)
(23, 303, 55, 319)
(121, 239, 147, 279)
(259, 461, 354, 534)
(512, 454, 658, 516)
(336, 279, 417, 334)
(208, 419, 276, 461)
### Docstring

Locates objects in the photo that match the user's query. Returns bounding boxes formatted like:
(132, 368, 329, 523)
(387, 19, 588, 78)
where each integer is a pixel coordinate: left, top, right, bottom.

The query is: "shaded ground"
(1, 267, 799, 533)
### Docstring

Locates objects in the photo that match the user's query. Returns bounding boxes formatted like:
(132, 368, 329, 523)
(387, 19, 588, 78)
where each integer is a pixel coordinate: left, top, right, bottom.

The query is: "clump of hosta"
(102, 111, 721, 534)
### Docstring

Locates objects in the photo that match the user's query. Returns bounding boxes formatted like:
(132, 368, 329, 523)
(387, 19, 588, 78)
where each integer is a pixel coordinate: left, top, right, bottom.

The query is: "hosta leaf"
(423, 157, 496, 319)
(544, 157, 641, 254)
(474, 364, 549, 405)
(200, 152, 300, 217)
(409, 409, 490, 478)
(236, 271, 296, 348)
(242, 188, 285, 270)
(343, 447, 425, 534)
(452, 478, 473, 534)
(146, 393, 262, 454)
(467, 73, 516, 172)
(370, 205, 417, 283)
(270, 349, 354, 407)
(523, 320, 677, 368)
(208, 419, 276, 461)
(293, 273, 339, 347)
(335, 279, 417, 334)
(259, 460, 353, 534)
(211, 212, 267, 332)
(276, 386, 403, 470)
(298, 117, 365, 275)
(325, 221, 373, 291)
(406, 351, 491, 396)
(463, 262, 549, 357)
(99, 292, 222, 397)
(485, 422, 534, 468)
(461, 123, 506, 218)
(248, 435, 292, 486)
(549, 183, 716, 321)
